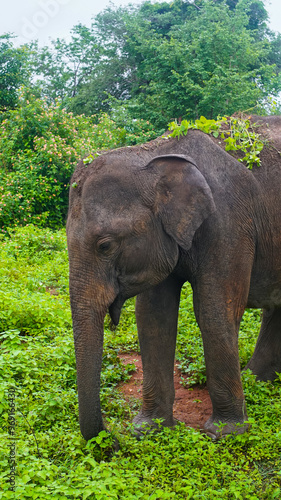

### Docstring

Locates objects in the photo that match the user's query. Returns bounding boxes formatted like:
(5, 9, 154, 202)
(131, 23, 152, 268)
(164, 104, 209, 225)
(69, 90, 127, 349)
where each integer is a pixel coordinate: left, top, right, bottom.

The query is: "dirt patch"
(46, 287, 59, 296)
(119, 353, 212, 430)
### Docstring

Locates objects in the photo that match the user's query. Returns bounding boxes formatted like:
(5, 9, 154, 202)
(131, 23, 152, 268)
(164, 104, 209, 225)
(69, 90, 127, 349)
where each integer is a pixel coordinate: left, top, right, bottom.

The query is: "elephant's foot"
(244, 308, 281, 382)
(245, 359, 281, 382)
(203, 416, 249, 440)
(133, 409, 176, 437)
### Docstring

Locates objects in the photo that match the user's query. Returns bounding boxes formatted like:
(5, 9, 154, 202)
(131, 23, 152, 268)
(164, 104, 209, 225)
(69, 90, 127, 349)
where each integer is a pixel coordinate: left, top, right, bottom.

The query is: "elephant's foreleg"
(134, 275, 182, 431)
(246, 308, 281, 381)
(193, 281, 249, 439)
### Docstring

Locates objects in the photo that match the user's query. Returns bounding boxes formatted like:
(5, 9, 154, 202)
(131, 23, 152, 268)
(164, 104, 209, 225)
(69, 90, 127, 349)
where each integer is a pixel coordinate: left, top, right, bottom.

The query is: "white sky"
(1, 0, 281, 47)
(2, 0, 143, 46)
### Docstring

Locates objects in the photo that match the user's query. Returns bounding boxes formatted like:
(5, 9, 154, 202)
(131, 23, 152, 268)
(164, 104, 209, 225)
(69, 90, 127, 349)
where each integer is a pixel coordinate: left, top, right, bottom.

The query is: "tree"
(105, 0, 280, 126)
(0, 34, 30, 111)
(29, 24, 99, 107)
(29, 1, 281, 130)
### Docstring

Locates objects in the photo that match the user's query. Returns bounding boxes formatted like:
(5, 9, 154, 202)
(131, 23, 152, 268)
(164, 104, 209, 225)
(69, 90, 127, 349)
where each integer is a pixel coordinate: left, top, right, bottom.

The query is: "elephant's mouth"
(108, 294, 126, 326)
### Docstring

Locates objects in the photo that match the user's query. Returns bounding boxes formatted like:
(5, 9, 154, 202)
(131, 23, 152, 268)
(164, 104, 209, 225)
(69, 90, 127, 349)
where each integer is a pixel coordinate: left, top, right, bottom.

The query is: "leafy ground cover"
(0, 225, 280, 499)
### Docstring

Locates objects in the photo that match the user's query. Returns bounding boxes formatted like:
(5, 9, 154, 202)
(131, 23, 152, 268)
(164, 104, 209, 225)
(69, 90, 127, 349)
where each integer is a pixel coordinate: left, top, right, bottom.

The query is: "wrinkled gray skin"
(66, 116, 281, 441)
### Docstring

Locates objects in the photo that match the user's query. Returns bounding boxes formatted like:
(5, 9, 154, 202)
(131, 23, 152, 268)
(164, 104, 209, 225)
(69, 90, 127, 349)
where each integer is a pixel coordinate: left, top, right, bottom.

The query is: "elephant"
(66, 115, 281, 441)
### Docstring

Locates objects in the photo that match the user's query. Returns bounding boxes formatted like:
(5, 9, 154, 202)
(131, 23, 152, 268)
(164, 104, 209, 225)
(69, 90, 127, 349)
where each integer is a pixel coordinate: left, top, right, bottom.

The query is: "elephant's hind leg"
(246, 308, 281, 381)
(134, 275, 183, 432)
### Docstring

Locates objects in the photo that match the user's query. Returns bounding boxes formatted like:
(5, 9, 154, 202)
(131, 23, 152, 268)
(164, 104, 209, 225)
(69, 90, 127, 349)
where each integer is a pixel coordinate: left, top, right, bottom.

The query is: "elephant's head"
(66, 153, 215, 440)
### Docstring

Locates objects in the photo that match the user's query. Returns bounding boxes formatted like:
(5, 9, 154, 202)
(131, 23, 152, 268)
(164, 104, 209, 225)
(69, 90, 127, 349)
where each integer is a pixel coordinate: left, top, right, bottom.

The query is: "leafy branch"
(168, 115, 265, 169)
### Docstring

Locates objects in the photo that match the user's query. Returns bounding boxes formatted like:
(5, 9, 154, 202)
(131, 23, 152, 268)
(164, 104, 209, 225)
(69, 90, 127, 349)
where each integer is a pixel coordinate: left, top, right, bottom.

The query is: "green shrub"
(0, 225, 70, 335)
(3, 224, 67, 261)
(0, 90, 157, 230)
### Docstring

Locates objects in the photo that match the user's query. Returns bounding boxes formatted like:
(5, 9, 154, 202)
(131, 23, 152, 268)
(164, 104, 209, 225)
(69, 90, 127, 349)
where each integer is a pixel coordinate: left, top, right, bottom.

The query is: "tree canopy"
(0, 34, 30, 111)
(1, 0, 281, 131)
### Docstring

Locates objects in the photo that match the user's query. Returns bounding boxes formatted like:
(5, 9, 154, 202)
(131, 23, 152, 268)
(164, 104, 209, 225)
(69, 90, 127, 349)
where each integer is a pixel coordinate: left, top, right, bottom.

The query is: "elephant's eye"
(97, 240, 112, 253)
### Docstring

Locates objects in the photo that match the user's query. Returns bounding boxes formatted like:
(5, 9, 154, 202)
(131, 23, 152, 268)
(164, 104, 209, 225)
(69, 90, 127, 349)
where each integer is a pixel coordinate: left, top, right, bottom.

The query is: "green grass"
(0, 226, 280, 499)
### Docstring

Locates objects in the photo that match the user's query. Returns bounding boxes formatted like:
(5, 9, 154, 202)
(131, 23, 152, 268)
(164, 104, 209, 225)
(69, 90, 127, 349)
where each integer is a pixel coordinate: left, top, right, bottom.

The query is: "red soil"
(118, 353, 212, 430)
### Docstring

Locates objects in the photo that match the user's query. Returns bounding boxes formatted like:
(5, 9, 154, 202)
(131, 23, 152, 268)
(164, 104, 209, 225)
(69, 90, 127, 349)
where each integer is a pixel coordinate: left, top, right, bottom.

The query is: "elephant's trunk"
(69, 262, 118, 440)
(73, 308, 105, 440)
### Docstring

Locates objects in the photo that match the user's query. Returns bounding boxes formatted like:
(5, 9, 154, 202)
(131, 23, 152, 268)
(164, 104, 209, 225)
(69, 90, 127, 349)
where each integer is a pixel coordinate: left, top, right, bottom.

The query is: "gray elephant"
(66, 116, 281, 441)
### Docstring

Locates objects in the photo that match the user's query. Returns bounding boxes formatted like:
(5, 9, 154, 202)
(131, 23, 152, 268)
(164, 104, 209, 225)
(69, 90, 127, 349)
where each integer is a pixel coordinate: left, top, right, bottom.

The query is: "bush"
(0, 90, 157, 230)
(0, 225, 70, 335)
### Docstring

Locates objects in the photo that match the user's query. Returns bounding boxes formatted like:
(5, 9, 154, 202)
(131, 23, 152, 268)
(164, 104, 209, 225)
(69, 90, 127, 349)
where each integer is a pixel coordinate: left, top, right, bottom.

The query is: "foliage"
(133, 0, 279, 126)
(0, 227, 281, 498)
(0, 91, 157, 230)
(28, 25, 99, 106)
(0, 35, 30, 111)
(168, 114, 265, 168)
(0, 225, 70, 335)
(0, 1, 280, 135)
(28, 0, 281, 129)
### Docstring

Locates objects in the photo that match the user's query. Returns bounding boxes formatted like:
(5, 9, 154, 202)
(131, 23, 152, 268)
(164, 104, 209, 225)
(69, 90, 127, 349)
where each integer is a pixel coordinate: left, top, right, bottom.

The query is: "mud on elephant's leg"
(134, 275, 183, 434)
(246, 308, 281, 381)
(193, 284, 249, 440)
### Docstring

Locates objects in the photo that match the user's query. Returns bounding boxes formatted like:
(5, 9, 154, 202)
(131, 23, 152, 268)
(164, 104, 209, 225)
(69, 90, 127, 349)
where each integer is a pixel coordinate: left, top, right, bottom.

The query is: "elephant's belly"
(247, 280, 281, 309)
(247, 246, 281, 308)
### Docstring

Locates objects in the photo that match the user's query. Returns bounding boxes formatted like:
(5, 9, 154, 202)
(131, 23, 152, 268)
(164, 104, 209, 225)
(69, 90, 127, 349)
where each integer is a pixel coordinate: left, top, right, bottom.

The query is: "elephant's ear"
(142, 155, 216, 251)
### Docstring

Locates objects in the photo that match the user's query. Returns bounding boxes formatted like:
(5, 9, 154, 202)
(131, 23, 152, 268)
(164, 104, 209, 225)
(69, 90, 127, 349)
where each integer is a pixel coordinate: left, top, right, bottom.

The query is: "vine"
(168, 115, 265, 169)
